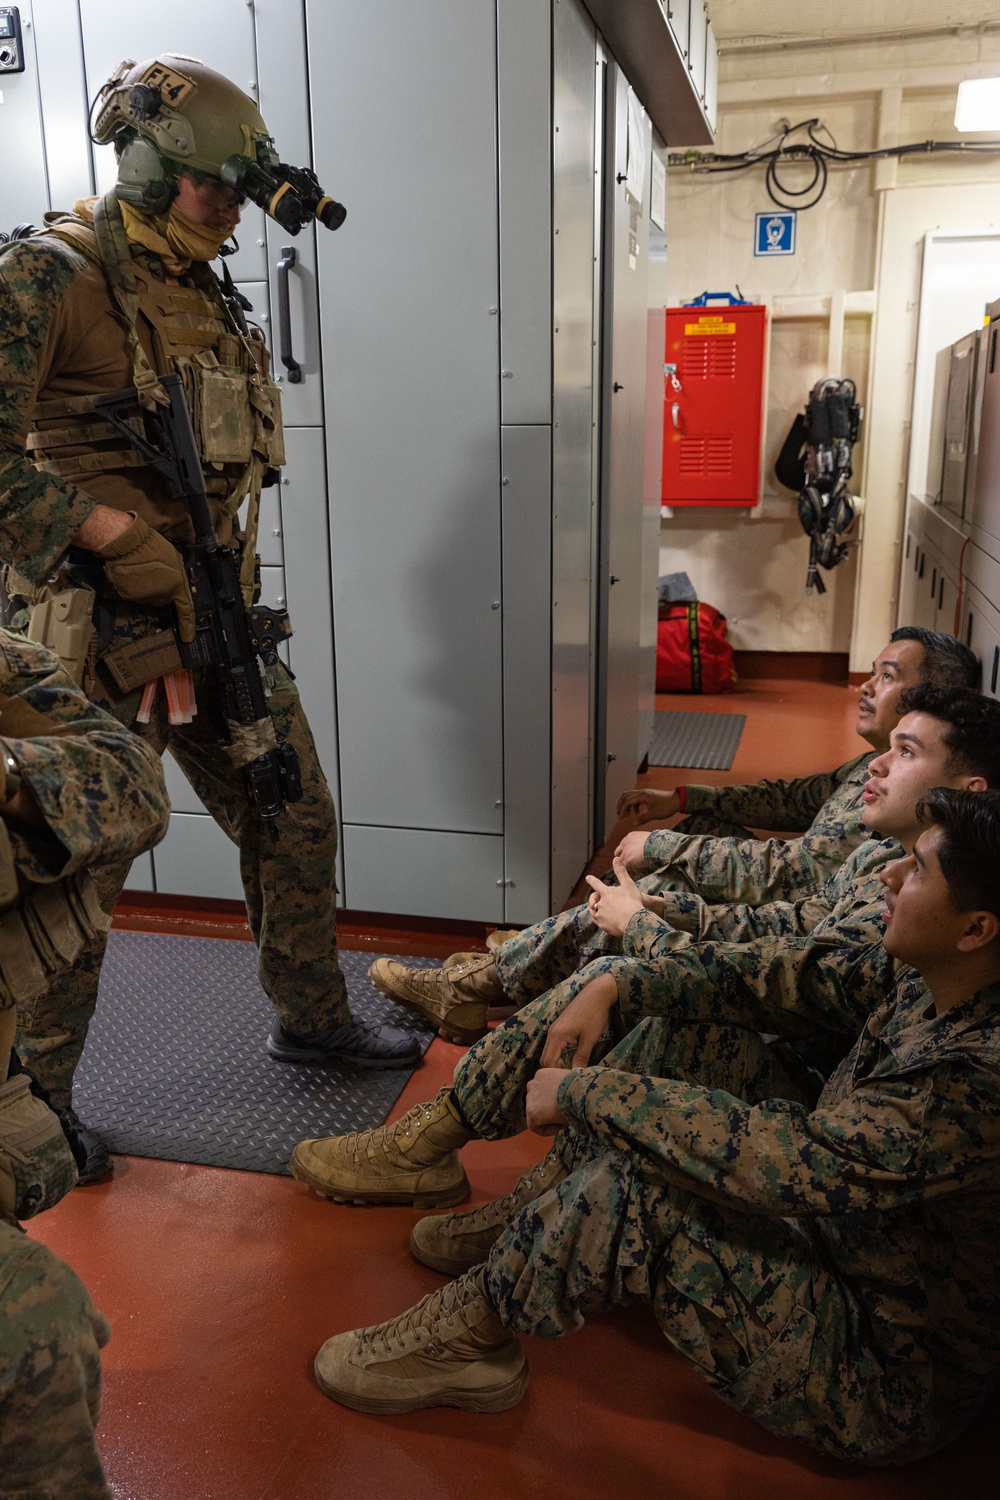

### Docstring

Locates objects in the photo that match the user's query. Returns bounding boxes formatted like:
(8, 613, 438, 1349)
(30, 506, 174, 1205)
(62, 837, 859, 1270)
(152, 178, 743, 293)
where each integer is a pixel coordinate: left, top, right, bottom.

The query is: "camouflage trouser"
(16, 660, 350, 1107)
(0, 1222, 111, 1497)
(453, 956, 795, 1139)
(496, 810, 799, 1008)
(455, 978, 901, 1464)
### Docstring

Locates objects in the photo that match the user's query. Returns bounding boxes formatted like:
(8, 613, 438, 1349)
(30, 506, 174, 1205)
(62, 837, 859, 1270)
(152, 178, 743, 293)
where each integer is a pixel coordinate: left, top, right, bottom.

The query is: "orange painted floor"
(27, 679, 997, 1499)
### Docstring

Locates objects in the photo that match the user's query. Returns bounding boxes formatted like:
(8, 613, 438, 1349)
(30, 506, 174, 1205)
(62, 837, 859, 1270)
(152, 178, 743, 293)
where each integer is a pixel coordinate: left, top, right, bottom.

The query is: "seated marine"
(291, 684, 1000, 1211)
(309, 786, 1000, 1468)
(369, 625, 979, 1045)
(0, 629, 170, 1499)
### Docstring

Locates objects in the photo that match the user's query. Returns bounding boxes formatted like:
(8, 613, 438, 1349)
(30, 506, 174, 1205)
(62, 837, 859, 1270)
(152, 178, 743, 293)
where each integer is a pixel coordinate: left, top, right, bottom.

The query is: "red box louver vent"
(663, 303, 768, 507)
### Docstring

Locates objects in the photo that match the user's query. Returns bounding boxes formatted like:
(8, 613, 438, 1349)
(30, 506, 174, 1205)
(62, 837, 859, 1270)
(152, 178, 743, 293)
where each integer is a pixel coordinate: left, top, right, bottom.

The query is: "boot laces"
(357, 1277, 473, 1358)
(336, 1097, 443, 1164)
(453, 1157, 557, 1233)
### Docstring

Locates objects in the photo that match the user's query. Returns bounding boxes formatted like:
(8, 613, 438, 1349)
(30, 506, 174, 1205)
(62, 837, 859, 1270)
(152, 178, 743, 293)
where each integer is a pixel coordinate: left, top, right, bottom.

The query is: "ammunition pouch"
(102, 628, 184, 694)
(0, 1070, 78, 1222)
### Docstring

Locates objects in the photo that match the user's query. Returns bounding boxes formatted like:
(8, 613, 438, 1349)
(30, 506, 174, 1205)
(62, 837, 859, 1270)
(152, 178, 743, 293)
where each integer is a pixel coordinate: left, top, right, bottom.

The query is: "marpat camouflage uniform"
(652, 752, 874, 903)
(454, 961, 1000, 1464)
(0, 230, 351, 1104)
(0, 1222, 111, 1498)
(497, 833, 896, 1022)
(0, 630, 168, 1500)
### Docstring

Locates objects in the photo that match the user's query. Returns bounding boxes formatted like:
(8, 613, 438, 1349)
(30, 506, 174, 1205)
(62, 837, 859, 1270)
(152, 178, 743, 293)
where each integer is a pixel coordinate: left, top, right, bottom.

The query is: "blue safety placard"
(754, 210, 796, 257)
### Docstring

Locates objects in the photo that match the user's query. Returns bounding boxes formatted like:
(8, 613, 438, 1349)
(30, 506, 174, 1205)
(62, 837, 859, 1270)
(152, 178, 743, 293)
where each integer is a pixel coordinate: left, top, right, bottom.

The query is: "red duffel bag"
(656, 602, 737, 694)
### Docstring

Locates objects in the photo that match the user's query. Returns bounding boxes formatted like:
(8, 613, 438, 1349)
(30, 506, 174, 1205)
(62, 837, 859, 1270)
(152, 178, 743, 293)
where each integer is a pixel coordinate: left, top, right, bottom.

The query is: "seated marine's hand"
(616, 786, 681, 825)
(586, 857, 645, 938)
(612, 828, 651, 871)
(97, 513, 197, 643)
(641, 893, 665, 917)
(526, 1068, 569, 1136)
(540, 972, 618, 1070)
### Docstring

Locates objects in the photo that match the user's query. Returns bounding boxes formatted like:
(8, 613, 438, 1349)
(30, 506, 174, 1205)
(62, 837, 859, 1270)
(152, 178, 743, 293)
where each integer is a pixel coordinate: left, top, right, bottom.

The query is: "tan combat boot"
(486, 928, 521, 952)
(441, 930, 520, 967)
(290, 1088, 473, 1206)
(368, 954, 505, 1046)
(410, 1151, 568, 1276)
(314, 1265, 527, 1415)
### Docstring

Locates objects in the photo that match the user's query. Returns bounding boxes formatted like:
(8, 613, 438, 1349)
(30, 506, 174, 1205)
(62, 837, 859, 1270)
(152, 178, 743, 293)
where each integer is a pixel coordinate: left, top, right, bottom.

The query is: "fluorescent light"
(955, 77, 1000, 132)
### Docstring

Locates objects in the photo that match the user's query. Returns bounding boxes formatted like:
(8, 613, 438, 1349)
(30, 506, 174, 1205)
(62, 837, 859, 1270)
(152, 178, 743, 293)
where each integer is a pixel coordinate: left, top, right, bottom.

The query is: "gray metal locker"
(597, 66, 653, 838)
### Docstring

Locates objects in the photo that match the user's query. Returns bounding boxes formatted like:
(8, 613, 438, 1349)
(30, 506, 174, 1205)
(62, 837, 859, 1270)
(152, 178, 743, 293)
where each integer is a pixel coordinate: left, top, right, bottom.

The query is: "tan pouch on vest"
(184, 351, 255, 466)
(253, 375, 285, 468)
(0, 1072, 77, 1222)
(26, 588, 95, 686)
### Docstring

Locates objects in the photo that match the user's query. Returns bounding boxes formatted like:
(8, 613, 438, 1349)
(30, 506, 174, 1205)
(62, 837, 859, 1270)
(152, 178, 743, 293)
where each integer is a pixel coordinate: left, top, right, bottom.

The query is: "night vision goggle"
(219, 151, 346, 235)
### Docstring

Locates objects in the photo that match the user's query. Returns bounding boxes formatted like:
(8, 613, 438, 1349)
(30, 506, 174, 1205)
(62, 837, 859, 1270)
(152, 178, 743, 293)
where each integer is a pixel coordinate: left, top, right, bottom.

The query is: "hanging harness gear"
(794, 377, 862, 595)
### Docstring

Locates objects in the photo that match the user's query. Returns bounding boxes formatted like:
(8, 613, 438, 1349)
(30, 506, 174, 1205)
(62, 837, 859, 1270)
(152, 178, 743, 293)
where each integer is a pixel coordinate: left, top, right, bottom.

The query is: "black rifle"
(92, 374, 302, 818)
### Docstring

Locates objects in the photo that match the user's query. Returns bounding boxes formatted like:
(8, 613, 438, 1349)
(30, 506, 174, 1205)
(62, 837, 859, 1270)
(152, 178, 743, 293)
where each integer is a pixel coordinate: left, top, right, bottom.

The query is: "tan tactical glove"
(0, 1071, 78, 1222)
(98, 513, 196, 643)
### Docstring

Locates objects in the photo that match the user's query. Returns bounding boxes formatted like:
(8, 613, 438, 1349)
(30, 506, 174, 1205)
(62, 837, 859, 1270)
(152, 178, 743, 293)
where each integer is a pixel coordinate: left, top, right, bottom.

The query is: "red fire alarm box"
(662, 298, 768, 507)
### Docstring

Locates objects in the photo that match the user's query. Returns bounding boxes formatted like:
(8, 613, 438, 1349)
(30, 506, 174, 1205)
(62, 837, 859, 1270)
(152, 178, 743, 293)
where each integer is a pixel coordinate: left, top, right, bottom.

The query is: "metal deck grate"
(647, 710, 746, 771)
(74, 932, 437, 1175)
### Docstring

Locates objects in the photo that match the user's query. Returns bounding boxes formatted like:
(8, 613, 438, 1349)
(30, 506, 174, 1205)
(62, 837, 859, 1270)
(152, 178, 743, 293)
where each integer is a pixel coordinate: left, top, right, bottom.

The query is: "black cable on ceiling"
(668, 117, 1000, 210)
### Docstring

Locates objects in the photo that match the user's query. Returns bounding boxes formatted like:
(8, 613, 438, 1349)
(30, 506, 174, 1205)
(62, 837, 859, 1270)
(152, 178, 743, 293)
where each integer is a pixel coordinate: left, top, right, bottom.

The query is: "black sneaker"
(58, 1107, 112, 1185)
(267, 1017, 422, 1070)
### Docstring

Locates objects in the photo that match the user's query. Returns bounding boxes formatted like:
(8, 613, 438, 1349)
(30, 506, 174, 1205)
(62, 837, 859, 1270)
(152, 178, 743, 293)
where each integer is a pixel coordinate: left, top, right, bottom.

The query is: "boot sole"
(290, 1154, 471, 1209)
(267, 1040, 420, 1070)
(367, 974, 488, 1048)
(314, 1355, 528, 1415)
(408, 1228, 489, 1277)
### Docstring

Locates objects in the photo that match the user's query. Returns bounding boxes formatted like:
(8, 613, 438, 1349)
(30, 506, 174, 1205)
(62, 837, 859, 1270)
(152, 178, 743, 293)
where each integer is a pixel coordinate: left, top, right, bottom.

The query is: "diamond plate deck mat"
(648, 710, 747, 771)
(73, 932, 437, 1175)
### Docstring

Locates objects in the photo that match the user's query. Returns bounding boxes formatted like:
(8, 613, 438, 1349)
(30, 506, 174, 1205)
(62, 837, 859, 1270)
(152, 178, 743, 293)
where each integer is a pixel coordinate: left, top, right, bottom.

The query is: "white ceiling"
(710, 0, 1000, 42)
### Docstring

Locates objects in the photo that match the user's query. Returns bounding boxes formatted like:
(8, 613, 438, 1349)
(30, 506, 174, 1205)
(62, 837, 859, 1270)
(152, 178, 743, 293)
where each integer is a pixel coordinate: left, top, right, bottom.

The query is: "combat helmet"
(90, 54, 345, 234)
(90, 54, 270, 214)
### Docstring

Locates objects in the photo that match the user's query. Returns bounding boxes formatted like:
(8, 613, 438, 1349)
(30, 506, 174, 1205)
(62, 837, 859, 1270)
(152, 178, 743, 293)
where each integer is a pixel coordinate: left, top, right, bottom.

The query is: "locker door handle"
(276, 246, 303, 385)
(991, 646, 1000, 695)
(671, 402, 680, 428)
(938, 576, 945, 609)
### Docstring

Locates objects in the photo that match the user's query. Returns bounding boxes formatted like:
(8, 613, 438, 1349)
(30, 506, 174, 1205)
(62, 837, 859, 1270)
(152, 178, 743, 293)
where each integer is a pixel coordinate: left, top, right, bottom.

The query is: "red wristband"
(677, 786, 687, 813)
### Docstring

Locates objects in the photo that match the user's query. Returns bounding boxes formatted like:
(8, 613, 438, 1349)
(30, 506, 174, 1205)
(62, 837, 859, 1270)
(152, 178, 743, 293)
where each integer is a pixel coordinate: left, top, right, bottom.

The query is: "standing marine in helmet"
(0, 54, 419, 1162)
